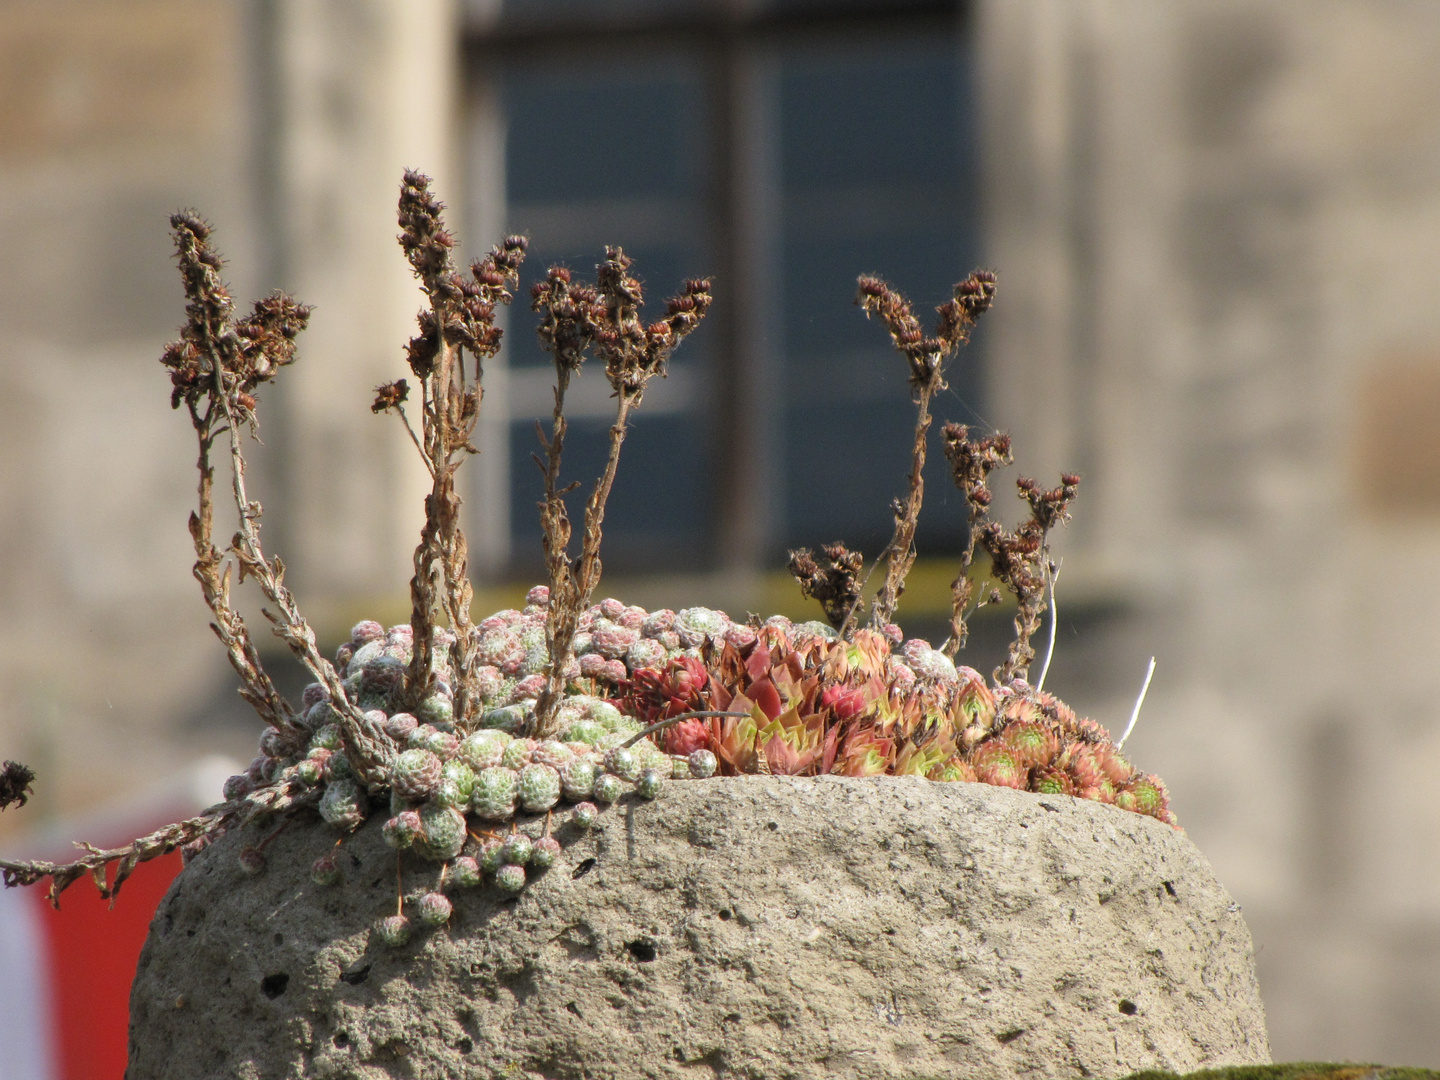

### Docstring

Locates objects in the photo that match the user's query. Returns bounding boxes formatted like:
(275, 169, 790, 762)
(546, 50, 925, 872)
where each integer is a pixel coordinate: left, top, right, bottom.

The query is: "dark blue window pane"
(509, 413, 710, 573)
(777, 38, 980, 554)
(504, 63, 704, 203)
(781, 44, 966, 191)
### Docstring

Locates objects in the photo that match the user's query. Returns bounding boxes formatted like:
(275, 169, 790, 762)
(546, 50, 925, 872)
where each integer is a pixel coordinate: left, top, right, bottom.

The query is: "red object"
(34, 851, 183, 1080)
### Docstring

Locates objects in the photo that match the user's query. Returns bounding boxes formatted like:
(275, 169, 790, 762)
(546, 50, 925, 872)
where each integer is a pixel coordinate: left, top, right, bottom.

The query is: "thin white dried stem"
(1035, 558, 1062, 693)
(1116, 656, 1156, 751)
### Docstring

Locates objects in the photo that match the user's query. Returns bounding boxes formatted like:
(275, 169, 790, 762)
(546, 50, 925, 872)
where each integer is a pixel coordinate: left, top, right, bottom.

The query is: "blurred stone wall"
(0, 0, 258, 829)
(0, 0, 452, 833)
(3, 0, 1440, 1067)
(980, 0, 1440, 1066)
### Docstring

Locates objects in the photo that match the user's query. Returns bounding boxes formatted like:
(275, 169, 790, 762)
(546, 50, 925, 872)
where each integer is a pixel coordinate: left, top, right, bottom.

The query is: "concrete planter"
(128, 776, 1269, 1079)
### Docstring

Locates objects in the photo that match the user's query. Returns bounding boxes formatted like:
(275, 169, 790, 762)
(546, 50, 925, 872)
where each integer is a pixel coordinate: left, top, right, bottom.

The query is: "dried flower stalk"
(531, 250, 711, 734)
(939, 423, 1013, 657)
(162, 214, 392, 784)
(838, 270, 995, 635)
(0, 779, 314, 907)
(391, 171, 526, 722)
(977, 472, 1081, 683)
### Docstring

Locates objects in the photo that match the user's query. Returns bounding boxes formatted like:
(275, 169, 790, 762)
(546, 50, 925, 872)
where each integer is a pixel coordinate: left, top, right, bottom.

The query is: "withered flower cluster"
(0, 760, 35, 812)
(530, 249, 712, 734)
(787, 543, 864, 631)
(388, 170, 528, 722)
(788, 269, 1080, 685)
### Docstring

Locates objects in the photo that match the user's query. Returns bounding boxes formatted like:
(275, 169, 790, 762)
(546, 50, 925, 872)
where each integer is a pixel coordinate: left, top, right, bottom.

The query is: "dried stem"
(868, 378, 938, 631)
(841, 270, 996, 636)
(531, 251, 711, 735)
(939, 424, 1013, 657)
(218, 373, 394, 784)
(161, 214, 392, 784)
(0, 779, 313, 907)
(394, 172, 526, 725)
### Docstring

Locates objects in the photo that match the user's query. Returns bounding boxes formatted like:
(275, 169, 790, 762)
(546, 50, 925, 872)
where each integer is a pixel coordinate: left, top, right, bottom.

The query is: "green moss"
(1116, 1064, 1440, 1080)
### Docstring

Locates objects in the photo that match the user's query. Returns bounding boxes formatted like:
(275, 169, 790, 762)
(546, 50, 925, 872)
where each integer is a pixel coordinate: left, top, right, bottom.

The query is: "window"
(465, 0, 978, 578)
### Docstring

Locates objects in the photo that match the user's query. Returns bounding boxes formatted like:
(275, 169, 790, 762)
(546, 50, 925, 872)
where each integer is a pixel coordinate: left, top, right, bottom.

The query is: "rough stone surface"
(128, 776, 1270, 1079)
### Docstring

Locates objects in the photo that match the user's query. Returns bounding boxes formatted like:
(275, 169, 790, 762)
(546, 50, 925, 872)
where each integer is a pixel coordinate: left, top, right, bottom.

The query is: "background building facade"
(3, 0, 1440, 1065)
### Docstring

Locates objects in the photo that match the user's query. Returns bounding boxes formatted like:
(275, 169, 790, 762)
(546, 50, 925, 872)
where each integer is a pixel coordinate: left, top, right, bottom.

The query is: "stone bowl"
(127, 775, 1270, 1079)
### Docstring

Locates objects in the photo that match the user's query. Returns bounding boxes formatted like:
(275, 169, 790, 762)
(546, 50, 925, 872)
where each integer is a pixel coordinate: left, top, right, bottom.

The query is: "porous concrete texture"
(128, 776, 1270, 1079)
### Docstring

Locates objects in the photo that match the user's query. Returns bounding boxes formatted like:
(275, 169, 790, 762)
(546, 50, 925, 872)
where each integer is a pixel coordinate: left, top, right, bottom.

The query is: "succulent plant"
(391, 748, 443, 801)
(676, 606, 726, 646)
(604, 747, 641, 782)
(477, 839, 505, 873)
(457, 730, 509, 771)
(440, 759, 477, 803)
(500, 832, 534, 866)
(495, 863, 526, 893)
(449, 856, 483, 889)
(1121, 773, 1169, 818)
(223, 773, 253, 801)
(238, 847, 266, 875)
(501, 738, 535, 772)
(309, 852, 341, 886)
(558, 757, 598, 801)
(571, 801, 599, 829)
(971, 743, 1026, 790)
(319, 779, 367, 831)
(471, 767, 518, 820)
(635, 768, 665, 799)
(417, 891, 453, 926)
(378, 914, 412, 947)
(531, 740, 573, 770)
(517, 763, 562, 812)
(311, 724, 343, 751)
(592, 773, 624, 803)
(417, 803, 467, 861)
(1000, 721, 1059, 768)
(1032, 766, 1075, 796)
(382, 810, 422, 850)
(687, 749, 717, 779)
(531, 836, 561, 870)
(322, 751, 355, 784)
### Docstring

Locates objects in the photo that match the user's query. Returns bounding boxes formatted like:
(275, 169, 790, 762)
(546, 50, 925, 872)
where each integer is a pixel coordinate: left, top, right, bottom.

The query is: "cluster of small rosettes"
(218, 585, 1172, 944)
(219, 587, 730, 943)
